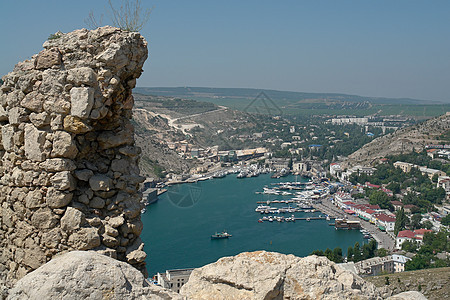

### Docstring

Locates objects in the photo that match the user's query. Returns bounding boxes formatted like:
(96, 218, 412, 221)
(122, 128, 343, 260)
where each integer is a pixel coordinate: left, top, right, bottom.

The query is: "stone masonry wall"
(0, 26, 148, 287)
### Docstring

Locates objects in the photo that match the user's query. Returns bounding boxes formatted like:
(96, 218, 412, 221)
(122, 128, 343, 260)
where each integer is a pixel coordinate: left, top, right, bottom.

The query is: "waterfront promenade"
(312, 200, 395, 250)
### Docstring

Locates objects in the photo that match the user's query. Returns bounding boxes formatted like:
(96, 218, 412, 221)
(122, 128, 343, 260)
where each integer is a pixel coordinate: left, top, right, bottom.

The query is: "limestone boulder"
(30, 208, 58, 229)
(70, 87, 94, 118)
(89, 174, 113, 191)
(39, 158, 76, 172)
(24, 189, 44, 209)
(7, 251, 182, 300)
(1, 125, 14, 151)
(34, 48, 62, 70)
(29, 112, 50, 128)
(60, 207, 86, 232)
(50, 171, 76, 191)
(181, 251, 382, 300)
(20, 91, 45, 113)
(24, 124, 47, 162)
(89, 197, 105, 209)
(46, 187, 73, 208)
(63, 115, 92, 134)
(73, 168, 93, 181)
(0, 105, 8, 121)
(97, 127, 134, 149)
(8, 107, 28, 125)
(67, 228, 100, 250)
(67, 67, 97, 86)
(41, 228, 62, 249)
(108, 215, 125, 228)
(51, 131, 78, 159)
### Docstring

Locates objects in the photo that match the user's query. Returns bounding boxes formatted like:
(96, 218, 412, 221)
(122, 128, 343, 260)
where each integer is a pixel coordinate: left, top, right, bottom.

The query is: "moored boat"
(211, 231, 232, 239)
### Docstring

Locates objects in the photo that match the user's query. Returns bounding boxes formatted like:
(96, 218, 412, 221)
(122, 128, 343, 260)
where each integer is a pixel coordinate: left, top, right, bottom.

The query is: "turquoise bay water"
(141, 174, 364, 276)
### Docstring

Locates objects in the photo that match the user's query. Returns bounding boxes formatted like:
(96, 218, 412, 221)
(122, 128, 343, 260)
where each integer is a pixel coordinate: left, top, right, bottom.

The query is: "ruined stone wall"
(0, 26, 148, 287)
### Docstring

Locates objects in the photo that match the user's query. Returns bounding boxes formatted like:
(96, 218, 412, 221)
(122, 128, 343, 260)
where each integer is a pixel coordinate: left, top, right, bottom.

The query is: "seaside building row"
(332, 192, 438, 250)
(333, 192, 396, 232)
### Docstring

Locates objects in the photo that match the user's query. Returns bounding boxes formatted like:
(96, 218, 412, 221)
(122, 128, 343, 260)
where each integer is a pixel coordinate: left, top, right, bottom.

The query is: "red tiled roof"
(352, 204, 365, 209)
(368, 204, 381, 210)
(376, 213, 396, 223)
(343, 201, 356, 205)
(397, 229, 432, 239)
(391, 201, 403, 206)
(397, 230, 415, 238)
(403, 204, 417, 209)
(413, 229, 432, 236)
(366, 183, 381, 188)
(365, 209, 375, 214)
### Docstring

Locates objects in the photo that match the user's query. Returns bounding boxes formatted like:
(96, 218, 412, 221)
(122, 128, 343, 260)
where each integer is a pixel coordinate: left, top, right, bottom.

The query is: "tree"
(441, 214, 450, 226)
(410, 214, 422, 229)
(332, 247, 343, 263)
(324, 248, 333, 260)
(386, 182, 401, 194)
(405, 255, 430, 271)
(369, 190, 393, 210)
(311, 250, 324, 256)
(376, 248, 388, 257)
(432, 173, 439, 183)
(353, 242, 362, 262)
(422, 220, 433, 230)
(347, 246, 354, 262)
(401, 240, 418, 252)
(394, 208, 407, 236)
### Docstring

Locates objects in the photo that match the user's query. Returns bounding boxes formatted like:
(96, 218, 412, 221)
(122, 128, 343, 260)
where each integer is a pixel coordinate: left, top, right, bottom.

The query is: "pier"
(294, 217, 327, 220)
(256, 200, 297, 204)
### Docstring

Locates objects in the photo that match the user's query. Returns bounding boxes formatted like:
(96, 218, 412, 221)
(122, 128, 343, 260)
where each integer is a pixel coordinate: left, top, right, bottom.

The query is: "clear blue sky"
(1, 0, 449, 102)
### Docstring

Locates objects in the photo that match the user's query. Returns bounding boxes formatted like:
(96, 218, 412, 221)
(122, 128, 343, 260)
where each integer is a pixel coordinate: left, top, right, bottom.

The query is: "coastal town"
(145, 139, 450, 293)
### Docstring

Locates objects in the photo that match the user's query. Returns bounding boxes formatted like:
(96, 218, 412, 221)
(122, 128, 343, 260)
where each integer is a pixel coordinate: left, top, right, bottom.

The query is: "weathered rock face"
(0, 26, 148, 288)
(6, 251, 182, 300)
(181, 251, 383, 300)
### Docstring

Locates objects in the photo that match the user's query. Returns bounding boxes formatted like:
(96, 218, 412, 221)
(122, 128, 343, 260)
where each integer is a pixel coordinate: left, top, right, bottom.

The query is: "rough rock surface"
(0, 26, 148, 288)
(181, 251, 427, 300)
(6, 251, 182, 300)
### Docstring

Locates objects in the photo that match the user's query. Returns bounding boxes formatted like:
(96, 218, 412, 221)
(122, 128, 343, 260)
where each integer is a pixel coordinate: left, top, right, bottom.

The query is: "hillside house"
(355, 256, 394, 276)
(157, 268, 194, 293)
(392, 254, 412, 273)
(395, 229, 432, 249)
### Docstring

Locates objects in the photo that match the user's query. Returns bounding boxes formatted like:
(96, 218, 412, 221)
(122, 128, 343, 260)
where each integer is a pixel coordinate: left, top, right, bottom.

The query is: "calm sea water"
(141, 174, 364, 276)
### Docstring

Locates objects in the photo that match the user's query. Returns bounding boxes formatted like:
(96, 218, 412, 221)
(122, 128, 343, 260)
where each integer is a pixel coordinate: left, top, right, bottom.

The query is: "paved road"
(313, 200, 395, 251)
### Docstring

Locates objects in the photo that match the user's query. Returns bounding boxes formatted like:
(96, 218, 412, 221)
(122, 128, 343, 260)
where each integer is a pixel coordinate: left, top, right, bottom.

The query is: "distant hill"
(132, 93, 268, 178)
(134, 87, 449, 118)
(342, 113, 450, 168)
(135, 87, 434, 105)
